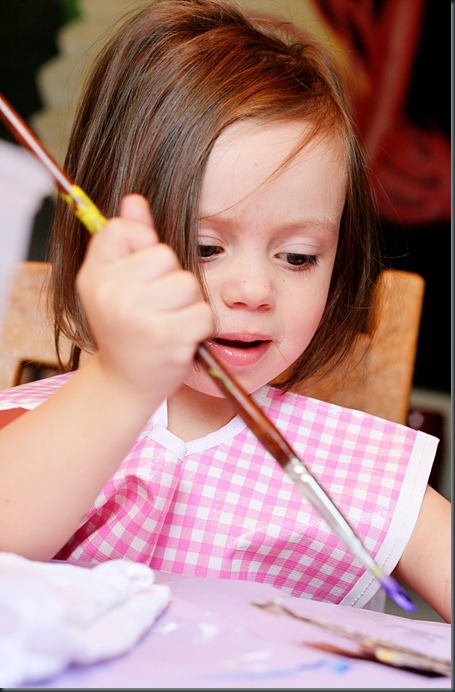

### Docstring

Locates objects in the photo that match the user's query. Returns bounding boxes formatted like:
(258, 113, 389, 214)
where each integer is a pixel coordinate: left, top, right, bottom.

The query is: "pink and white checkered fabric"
(0, 373, 438, 608)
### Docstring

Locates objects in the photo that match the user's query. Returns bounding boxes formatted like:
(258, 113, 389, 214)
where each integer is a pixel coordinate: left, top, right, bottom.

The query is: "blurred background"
(0, 0, 451, 524)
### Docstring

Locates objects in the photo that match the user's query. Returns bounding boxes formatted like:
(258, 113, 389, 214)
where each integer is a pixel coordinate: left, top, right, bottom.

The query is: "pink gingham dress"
(0, 373, 438, 609)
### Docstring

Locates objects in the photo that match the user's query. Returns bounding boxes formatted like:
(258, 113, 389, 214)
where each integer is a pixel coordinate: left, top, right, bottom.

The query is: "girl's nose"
(221, 262, 275, 311)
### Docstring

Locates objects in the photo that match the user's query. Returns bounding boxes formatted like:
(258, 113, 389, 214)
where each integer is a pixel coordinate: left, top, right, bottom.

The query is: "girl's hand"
(76, 194, 214, 407)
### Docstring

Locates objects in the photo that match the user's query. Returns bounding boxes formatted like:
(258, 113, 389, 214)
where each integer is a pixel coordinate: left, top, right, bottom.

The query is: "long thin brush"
(0, 93, 415, 612)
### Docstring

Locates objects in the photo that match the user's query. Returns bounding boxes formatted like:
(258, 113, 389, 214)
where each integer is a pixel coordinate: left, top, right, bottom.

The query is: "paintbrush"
(253, 597, 451, 676)
(0, 92, 415, 612)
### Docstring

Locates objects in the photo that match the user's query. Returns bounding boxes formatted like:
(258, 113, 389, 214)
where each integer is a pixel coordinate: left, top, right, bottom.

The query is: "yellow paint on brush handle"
(61, 185, 107, 234)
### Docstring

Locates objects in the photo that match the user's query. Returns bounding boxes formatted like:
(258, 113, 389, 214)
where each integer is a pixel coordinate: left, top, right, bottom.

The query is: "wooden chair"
(0, 261, 71, 390)
(0, 262, 425, 425)
(290, 269, 425, 425)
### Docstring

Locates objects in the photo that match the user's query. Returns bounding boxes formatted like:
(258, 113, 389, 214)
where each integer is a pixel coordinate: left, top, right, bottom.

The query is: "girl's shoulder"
(265, 384, 406, 430)
(0, 372, 74, 411)
(262, 385, 424, 448)
(263, 384, 366, 422)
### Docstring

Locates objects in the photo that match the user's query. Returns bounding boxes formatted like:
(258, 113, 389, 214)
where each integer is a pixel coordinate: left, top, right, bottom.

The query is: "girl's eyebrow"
(198, 213, 340, 237)
(274, 218, 340, 235)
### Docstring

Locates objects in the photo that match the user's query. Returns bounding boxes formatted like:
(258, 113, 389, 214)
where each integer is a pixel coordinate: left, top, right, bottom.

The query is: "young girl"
(0, 0, 450, 621)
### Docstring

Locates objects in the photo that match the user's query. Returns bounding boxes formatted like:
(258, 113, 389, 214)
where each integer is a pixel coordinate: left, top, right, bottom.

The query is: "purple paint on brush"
(381, 575, 416, 612)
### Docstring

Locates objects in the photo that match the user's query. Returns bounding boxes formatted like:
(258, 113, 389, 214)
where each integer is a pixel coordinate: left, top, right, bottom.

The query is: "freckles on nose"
(225, 275, 274, 309)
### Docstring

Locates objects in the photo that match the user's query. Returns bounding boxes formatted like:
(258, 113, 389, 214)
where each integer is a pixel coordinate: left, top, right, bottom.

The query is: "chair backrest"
(0, 261, 70, 389)
(0, 262, 424, 425)
(290, 269, 425, 425)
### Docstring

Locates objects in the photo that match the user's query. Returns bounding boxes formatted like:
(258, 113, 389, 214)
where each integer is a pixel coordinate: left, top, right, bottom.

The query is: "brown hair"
(49, 0, 381, 388)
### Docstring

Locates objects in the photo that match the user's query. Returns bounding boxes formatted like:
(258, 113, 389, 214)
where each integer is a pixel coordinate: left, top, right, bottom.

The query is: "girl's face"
(185, 119, 347, 397)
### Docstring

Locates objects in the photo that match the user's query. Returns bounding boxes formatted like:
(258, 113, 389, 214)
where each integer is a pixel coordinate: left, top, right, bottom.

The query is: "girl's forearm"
(394, 485, 452, 623)
(0, 356, 160, 561)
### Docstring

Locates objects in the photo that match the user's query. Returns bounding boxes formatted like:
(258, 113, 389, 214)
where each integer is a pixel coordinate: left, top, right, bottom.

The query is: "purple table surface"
(19, 570, 451, 689)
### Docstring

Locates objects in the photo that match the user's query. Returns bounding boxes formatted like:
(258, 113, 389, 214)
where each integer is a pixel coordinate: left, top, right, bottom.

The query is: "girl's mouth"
(214, 337, 266, 349)
(207, 336, 272, 368)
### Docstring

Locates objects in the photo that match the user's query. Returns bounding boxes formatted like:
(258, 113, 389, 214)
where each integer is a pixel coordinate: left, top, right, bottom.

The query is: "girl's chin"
(184, 365, 274, 399)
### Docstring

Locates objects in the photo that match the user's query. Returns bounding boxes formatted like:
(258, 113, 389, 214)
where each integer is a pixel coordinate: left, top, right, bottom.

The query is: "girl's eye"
(198, 244, 222, 259)
(277, 253, 318, 269)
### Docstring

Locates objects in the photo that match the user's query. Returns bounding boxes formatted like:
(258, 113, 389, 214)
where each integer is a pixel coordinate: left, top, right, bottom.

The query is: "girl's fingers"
(85, 195, 159, 264)
(119, 194, 154, 227)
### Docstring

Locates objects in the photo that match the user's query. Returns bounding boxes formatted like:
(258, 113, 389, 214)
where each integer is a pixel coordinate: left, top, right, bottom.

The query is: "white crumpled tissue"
(0, 551, 171, 687)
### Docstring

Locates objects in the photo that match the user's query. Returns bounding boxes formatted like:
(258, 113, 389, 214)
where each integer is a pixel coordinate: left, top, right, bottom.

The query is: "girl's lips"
(206, 336, 272, 368)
